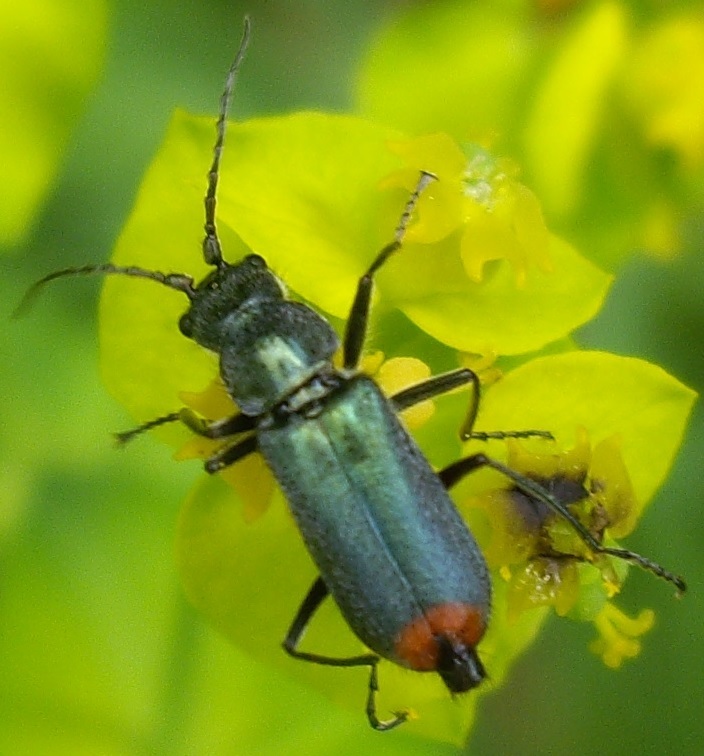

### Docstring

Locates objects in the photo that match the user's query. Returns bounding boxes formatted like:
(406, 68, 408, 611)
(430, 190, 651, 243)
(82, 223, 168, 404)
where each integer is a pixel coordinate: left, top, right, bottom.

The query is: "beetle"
(20, 18, 685, 730)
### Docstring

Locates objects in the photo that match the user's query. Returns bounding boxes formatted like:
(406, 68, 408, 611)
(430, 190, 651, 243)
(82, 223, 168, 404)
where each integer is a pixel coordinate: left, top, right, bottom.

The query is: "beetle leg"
(114, 411, 183, 445)
(462, 428, 554, 442)
(390, 368, 552, 442)
(342, 239, 400, 370)
(390, 366, 482, 439)
(438, 453, 686, 592)
(115, 408, 258, 446)
(204, 434, 258, 473)
(283, 576, 408, 731)
(179, 408, 256, 438)
(390, 367, 475, 411)
(343, 171, 436, 370)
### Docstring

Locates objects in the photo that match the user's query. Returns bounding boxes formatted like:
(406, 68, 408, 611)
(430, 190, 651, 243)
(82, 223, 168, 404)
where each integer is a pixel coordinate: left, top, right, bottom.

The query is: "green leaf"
(0, 0, 107, 246)
(523, 2, 628, 218)
(356, 2, 534, 141)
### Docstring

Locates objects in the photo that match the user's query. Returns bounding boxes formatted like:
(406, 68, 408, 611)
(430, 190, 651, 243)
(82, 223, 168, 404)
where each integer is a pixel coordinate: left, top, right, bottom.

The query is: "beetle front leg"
(342, 171, 436, 370)
(179, 408, 256, 438)
(116, 408, 257, 446)
(114, 411, 183, 445)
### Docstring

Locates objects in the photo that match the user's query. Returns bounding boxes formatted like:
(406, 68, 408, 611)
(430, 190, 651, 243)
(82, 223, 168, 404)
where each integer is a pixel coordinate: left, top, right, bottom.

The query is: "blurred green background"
(2, 0, 703, 754)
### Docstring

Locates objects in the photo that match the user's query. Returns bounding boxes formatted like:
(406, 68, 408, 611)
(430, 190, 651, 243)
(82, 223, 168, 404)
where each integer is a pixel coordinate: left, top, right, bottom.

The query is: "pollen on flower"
(590, 603, 655, 668)
(506, 557, 581, 622)
(462, 150, 506, 206)
(462, 427, 652, 658)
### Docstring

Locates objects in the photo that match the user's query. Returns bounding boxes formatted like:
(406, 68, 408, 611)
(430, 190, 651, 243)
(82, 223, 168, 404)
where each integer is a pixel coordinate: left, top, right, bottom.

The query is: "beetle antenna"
(15, 17, 253, 318)
(394, 170, 437, 243)
(202, 15, 252, 269)
(13, 263, 196, 318)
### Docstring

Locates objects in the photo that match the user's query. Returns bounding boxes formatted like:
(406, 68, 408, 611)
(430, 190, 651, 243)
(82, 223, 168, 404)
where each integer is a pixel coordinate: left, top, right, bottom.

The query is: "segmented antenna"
(202, 16, 252, 268)
(15, 20, 253, 317)
(393, 170, 437, 244)
(13, 264, 196, 318)
(366, 170, 437, 278)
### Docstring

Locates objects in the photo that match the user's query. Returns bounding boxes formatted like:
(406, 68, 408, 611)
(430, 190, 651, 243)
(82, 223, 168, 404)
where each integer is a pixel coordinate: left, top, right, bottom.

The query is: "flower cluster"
(462, 428, 658, 668)
(381, 133, 552, 287)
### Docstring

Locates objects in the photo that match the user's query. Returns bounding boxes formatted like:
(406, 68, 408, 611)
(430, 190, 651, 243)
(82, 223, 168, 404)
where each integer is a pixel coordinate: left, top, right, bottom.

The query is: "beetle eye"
(179, 313, 193, 337)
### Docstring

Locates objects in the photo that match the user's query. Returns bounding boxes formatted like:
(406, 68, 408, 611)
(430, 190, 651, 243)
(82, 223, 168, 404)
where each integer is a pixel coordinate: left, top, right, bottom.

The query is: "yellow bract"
(383, 133, 552, 287)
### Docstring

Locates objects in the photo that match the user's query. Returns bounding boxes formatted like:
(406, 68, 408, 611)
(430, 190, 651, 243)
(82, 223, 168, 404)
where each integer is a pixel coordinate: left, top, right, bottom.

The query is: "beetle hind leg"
(283, 576, 408, 731)
(438, 452, 686, 593)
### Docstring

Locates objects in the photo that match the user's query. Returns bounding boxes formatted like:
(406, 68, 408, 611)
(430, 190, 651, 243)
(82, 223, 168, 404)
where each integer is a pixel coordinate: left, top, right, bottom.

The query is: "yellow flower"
(462, 427, 655, 665)
(590, 603, 655, 669)
(382, 133, 553, 287)
(373, 355, 436, 429)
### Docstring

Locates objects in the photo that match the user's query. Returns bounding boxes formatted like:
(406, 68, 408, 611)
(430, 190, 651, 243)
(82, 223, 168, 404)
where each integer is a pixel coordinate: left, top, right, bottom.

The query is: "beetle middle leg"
(390, 367, 553, 443)
(177, 410, 259, 472)
(283, 576, 408, 731)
